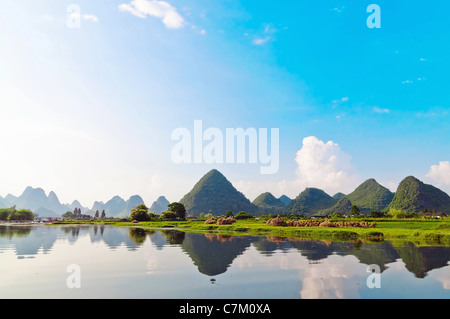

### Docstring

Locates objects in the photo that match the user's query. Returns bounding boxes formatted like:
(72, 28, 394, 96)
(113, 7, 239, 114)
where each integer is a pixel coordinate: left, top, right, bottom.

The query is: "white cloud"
(253, 37, 270, 46)
(293, 136, 359, 194)
(373, 107, 390, 114)
(401, 80, 413, 84)
(251, 24, 278, 46)
(426, 161, 450, 185)
(119, 0, 185, 29)
(332, 6, 345, 13)
(234, 136, 360, 199)
(82, 14, 99, 23)
(331, 96, 349, 105)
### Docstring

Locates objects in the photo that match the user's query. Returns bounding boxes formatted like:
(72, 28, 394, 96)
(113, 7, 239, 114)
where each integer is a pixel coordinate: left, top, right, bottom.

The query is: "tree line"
(129, 202, 186, 221)
(61, 207, 107, 220)
(0, 206, 34, 221)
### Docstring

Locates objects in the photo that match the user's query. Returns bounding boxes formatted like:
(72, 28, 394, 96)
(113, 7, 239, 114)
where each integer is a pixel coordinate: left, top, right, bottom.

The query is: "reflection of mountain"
(180, 232, 253, 276)
(0, 225, 142, 255)
(394, 243, 450, 278)
(1, 226, 449, 279)
(0, 226, 58, 255)
(248, 236, 450, 277)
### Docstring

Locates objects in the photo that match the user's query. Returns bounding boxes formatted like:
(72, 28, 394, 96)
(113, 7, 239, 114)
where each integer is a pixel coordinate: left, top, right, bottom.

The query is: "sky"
(1, 0, 449, 207)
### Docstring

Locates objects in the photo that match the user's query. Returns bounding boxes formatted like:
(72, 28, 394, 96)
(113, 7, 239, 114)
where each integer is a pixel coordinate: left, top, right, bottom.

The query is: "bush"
(388, 209, 416, 219)
(129, 204, 152, 221)
(365, 232, 385, 241)
(234, 211, 254, 220)
(161, 210, 177, 220)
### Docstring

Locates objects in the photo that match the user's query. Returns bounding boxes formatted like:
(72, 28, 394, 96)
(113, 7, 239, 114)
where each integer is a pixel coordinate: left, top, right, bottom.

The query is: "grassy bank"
(112, 218, 450, 245)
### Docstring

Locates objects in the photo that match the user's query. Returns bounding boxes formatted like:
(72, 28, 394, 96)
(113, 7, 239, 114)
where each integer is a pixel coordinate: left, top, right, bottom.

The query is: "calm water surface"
(0, 225, 449, 299)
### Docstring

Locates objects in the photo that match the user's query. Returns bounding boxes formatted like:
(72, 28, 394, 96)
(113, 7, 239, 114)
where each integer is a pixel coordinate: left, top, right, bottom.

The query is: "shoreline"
(3, 218, 449, 246)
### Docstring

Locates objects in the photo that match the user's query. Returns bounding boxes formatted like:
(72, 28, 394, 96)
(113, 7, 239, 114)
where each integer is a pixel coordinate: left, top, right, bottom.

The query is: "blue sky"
(1, 0, 449, 206)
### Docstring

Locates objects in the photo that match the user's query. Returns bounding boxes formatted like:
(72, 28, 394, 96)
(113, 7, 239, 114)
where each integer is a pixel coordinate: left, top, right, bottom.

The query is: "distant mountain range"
(0, 187, 169, 218)
(2, 170, 450, 218)
(178, 170, 450, 217)
(149, 196, 170, 214)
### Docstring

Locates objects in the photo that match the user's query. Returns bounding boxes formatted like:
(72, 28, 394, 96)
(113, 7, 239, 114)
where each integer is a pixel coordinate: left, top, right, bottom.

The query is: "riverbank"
(11, 217, 447, 246)
(112, 218, 450, 246)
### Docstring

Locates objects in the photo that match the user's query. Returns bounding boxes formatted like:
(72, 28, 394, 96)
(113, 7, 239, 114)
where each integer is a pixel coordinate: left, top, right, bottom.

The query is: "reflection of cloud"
(431, 262, 450, 289)
(232, 245, 367, 299)
(300, 255, 365, 299)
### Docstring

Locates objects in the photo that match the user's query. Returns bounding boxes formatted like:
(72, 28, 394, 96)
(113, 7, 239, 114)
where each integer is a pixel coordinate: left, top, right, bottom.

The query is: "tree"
(5, 208, 34, 221)
(95, 210, 99, 218)
(167, 202, 186, 220)
(369, 211, 386, 218)
(331, 212, 343, 219)
(0, 209, 9, 220)
(234, 211, 253, 220)
(101, 210, 106, 219)
(350, 205, 361, 217)
(161, 210, 177, 220)
(225, 210, 233, 218)
(62, 211, 74, 220)
(129, 204, 151, 221)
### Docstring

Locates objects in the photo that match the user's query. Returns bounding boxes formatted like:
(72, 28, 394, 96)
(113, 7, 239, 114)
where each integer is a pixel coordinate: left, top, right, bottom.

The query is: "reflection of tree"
(129, 228, 147, 245)
(160, 230, 185, 245)
(1, 225, 449, 280)
(0, 226, 32, 239)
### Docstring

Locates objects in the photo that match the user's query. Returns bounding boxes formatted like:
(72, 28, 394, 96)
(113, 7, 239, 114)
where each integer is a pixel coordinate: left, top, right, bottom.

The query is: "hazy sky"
(1, 0, 449, 207)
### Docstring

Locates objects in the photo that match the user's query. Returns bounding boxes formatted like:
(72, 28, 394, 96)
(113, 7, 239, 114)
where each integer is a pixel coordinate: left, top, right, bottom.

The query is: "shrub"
(234, 211, 254, 220)
(161, 210, 177, 220)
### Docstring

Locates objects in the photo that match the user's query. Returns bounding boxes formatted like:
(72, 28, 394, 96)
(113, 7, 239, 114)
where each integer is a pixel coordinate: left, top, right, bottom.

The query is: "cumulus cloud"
(293, 136, 359, 194)
(82, 14, 99, 23)
(426, 161, 450, 185)
(234, 136, 360, 199)
(119, 0, 185, 29)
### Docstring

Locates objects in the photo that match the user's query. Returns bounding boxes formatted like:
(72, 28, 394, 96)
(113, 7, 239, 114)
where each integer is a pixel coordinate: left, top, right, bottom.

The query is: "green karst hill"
(387, 176, 450, 214)
(252, 192, 287, 214)
(179, 169, 257, 217)
(323, 178, 394, 215)
(284, 188, 337, 216)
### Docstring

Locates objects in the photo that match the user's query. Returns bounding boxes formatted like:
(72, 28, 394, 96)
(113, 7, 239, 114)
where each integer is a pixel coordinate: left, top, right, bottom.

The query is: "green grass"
(111, 218, 450, 246)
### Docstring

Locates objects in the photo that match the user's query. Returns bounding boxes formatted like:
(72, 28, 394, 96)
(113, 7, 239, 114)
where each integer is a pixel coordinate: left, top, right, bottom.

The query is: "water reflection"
(0, 224, 449, 298)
